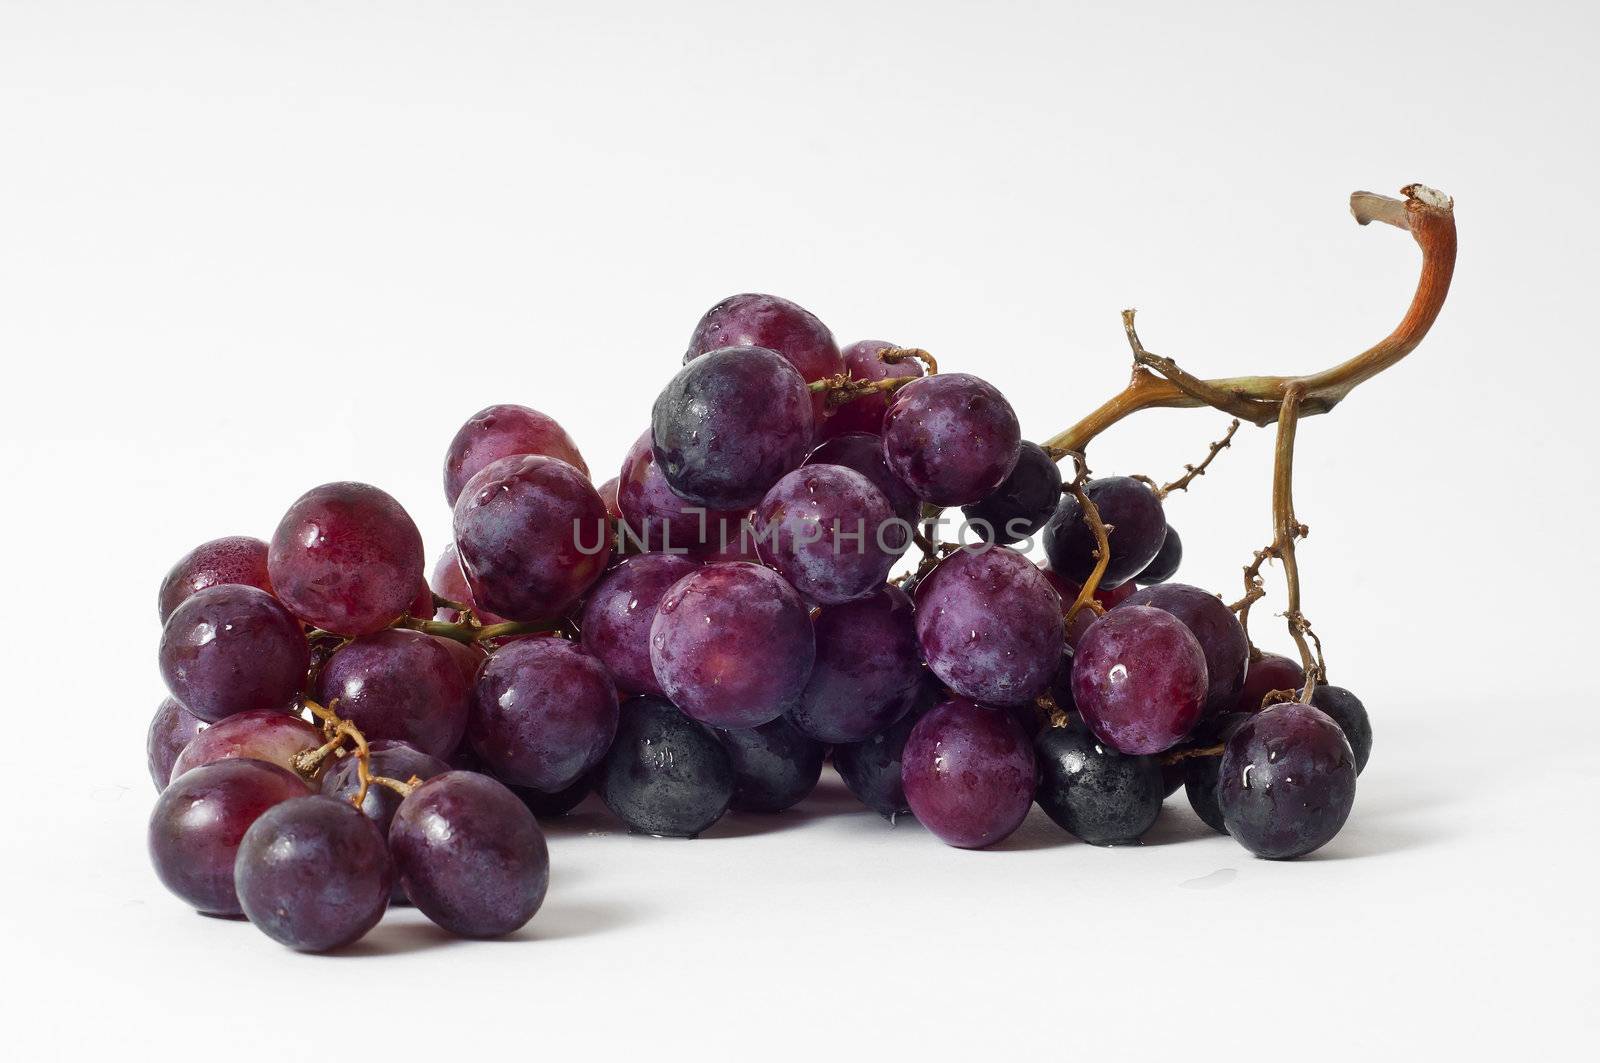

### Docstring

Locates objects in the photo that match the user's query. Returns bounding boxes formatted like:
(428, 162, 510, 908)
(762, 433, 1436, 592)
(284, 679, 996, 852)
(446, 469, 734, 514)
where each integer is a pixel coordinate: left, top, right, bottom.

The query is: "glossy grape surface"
(652, 345, 814, 510)
(901, 697, 1036, 849)
(803, 432, 921, 525)
(819, 339, 923, 438)
(1218, 702, 1357, 859)
(649, 562, 815, 729)
(1042, 477, 1167, 589)
(443, 404, 589, 505)
(616, 429, 745, 555)
(717, 715, 824, 813)
(1034, 724, 1163, 845)
(148, 759, 309, 915)
(683, 293, 842, 423)
(158, 536, 274, 623)
(316, 628, 471, 759)
(390, 772, 550, 937)
(169, 710, 325, 783)
(468, 637, 619, 792)
(597, 696, 735, 837)
(961, 441, 1062, 545)
(1136, 524, 1182, 584)
(235, 796, 393, 951)
(1310, 685, 1373, 774)
(148, 698, 206, 791)
(1183, 713, 1253, 833)
(1121, 583, 1248, 719)
(753, 464, 903, 604)
(269, 482, 426, 636)
(579, 553, 700, 696)
(914, 546, 1063, 705)
(429, 544, 506, 624)
(1071, 605, 1208, 754)
(159, 584, 309, 723)
(1237, 653, 1306, 712)
(790, 585, 922, 743)
(452, 453, 611, 622)
(882, 373, 1021, 507)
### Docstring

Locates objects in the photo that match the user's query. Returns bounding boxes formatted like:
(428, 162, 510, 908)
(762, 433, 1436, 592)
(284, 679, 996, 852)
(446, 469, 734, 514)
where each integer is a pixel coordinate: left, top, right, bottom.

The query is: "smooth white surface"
(2, 2, 1596, 1059)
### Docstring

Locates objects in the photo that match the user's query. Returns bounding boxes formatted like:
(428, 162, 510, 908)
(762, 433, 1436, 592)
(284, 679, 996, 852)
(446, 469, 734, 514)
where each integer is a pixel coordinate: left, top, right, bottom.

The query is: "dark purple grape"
(819, 339, 924, 438)
(429, 544, 506, 624)
(1218, 702, 1357, 859)
(901, 697, 1036, 849)
(1042, 477, 1167, 590)
(389, 771, 550, 937)
(790, 585, 922, 743)
(235, 796, 393, 951)
(579, 553, 700, 697)
(684, 293, 842, 423)
(443, 404, 589, 505)
(170, 710, 324, 783)
(452, 453, 611, 622)
(882, 373, 1021, 507)
(1034, 723, 1163, 845)
(914, 546, 1063, 705)
(1183, 713, 1253, 833)
(269, 482, 424, 636)
(1047, 649, 1075, 715)
(148, 698, 206, 791)
(961, 442, 1062, 545)
(158, 536, 274, 623)
(803, 432, 921, 526)
(615, 429, 746, 555)
(1121, 583, 1248, 719)
(159, 584, 309, 723)
(649, 562, 815, 729)
(1237, 653, 1305, 712)
(833, 686, 934, 819)
(753, 464, 904, 605)
(468, 637, 619, 792)
(1310, 685, 1372, 774)
(598, 696, 734, 837)
(1160, 761, 1185, 798)
(1136, 524, 1182, 584)
(1071, 605, 1208, 754)
(148, 759, 309, 915)
(315, 628, 471, 759)
(514, 777, 590, 819)
(653, 345, 815, 510)
(717, 716, 824, 813)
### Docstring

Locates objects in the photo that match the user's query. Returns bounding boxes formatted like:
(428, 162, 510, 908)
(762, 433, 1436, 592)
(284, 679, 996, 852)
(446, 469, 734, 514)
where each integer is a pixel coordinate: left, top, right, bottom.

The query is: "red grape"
(315, 628, 471, 759)
(1237, 652, 1305, 712)
(753, 464, 905, 604)
(900, 697, 1036, 849)
(790, 585, 923, 743)
(819, 339, 923, 438)
(1120, 583, 1248, 719)
(158, 536, 274, 623)
(578, 553, 701, 696)
(467, 637, 619, 792)
(428, 544, 505, 624)
(1071, 605, 1208, 754)
(442, 403, 588, 505)
(882, 373, 1021, 507)
(803, 431, 921, 526)
(684, 293, 842, 424)
(159, 584, 309, 723)
(596, 476, 621, 519)
(169, 710, 324, 783)
(147, 698, 206, 792)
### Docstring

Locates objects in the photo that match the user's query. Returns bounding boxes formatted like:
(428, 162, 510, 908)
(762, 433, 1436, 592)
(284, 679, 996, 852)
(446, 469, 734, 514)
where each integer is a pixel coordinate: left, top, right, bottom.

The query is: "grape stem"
(1157, 419, 1240, 499)
(1061, 453, 1114, 626)
(401, 615, 557, 644)
(1159, 742, 1225, 765)
(878, 346, 938, 375)
(1270, 387, 1326, 698)
(297, 698, 414, 807)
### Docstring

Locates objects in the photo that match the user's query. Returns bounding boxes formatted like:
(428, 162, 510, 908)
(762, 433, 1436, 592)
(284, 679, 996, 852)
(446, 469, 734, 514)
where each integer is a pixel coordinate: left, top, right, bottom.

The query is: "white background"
(2, 1, 1596, 1058)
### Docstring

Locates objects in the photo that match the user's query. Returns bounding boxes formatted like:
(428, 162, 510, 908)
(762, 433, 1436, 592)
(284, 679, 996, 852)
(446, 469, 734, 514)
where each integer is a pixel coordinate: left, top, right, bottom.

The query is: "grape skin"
(803, 432, 921, 526)
(158, 536, 274, 623)
(169, 710, 326, 784)
(1034, 723, 1164, 845)
(882, 373, 1022, 507)
(1120, 583, 1249, 719)
(900, 697, 1037, 849)
(819, 339, 923, 438)
(753, 464, 904, 605)
(961, 441, 1063, 545)
(1183, 713, 1253, 833)
(1310, 685, 1373, 774)
(579, 554, 701, 697)
(1218, 702, 1357, 859)
(443, 404, 589, 505)
(1042, 477, 1167, 590)
(514, 778, 591, 819)
(322, 739, 451, 852)
(1136, 524, 1182, 584)
(1070, 605, 1208, 755)
(147, 698, 206, 792)
(315, 628, 472, 760)
(1236, 652, 1305, 712)
(467, 637, 619, 792)
(790, 585, 923, 744)
(159, 584, 309, 723)
(616, 429, 746, 555)
(684, 293, 843, 424)
(429, 544, 506, 624)
(597, 696, 735, 838)
(717, 715, 825, 813)
(833, 695, 928, 819)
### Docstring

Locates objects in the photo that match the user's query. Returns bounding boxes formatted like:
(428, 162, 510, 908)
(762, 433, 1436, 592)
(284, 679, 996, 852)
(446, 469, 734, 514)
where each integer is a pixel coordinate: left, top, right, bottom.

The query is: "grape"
(429, 544, 506, 624)
(649, 562, 815, 729)
(616, 429, 746, 555)
(803, 432, 921, 525)
(1217, 702, 1357, 859)
(1183, 713, 1252, 833)
(1071, 605, 1208, 755)
(684, 293, 842, 424)
(1310, 685, 1372, 774)
(1136, 524, 1182, 584)
(1237, 652, 1305, 712)
(315, 628, 471, 759)
(578, 553, 701, 696)
(651, 345, 815, 510)
(169, 710, 325, 783)
(717, 715, 825, 813)
(914, 546, 1063, 705)
(790, 585, 922, 743)
(1047, 649, 1075, 714)
(467, 637, 619, 792)
(596, 476, 621, 520)
(753, 464, 905, 604)
(442, 404, 589, 506)
(597, 696, 735, 837)
(433, 635, 486, 687)
(1041, 563, 1138, 651)
(882, 373, 1021, 507)
(148, 698, 206, 791)
(406, 581, 434, 619)
(158, 536, 273, 623)
(234, 796, 393, 951)
(900, 697, 1036, 849)
(389, 771, 550, 937)
(1120, 583, 1248, 718)
(961, 441, 1063, 544)
(1034, 723, 1164, 845)
(148, 759, 309, 915)
(322, 740, 451, 837)
(819, 339, 924, 438)
(1042, 477, 1166, 589)
(159, 584, 309, 723)
(452, 453, 611, 622)
(832, 686, 933, 819)
(515, 778, 590, 819)
(269, 482, 426, 636)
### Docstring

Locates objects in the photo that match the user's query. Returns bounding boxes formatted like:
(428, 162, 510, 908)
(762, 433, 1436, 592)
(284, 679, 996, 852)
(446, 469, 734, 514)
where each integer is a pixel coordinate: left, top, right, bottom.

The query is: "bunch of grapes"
(150, 214, 1438, 951)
